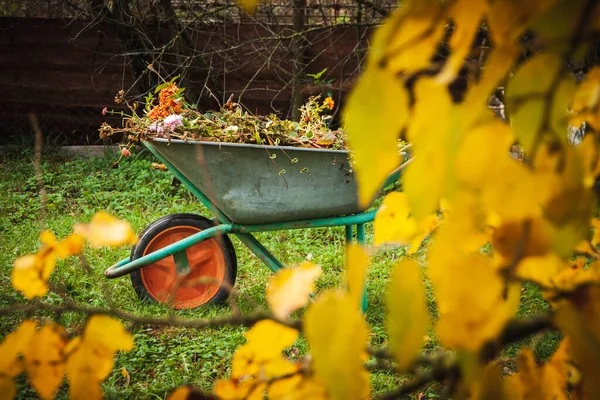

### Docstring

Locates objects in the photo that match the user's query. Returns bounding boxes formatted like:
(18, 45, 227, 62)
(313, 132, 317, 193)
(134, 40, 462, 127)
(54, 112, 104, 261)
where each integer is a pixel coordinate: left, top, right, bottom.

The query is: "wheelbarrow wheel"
(130, 213, 237, 309)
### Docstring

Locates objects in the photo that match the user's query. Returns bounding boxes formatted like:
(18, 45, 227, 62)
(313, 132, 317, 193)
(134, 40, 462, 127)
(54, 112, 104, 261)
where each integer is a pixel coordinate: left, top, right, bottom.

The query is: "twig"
(498, 219, 531, 296)
(30, 114, 47, 227)
(377, 361, 459, 400)
(1, 302, 302, 332)
(479, 313, 555, 363)
(365, 358, 397, 373)
(374, 313, 556, 399)
(355, 0, 389, 17)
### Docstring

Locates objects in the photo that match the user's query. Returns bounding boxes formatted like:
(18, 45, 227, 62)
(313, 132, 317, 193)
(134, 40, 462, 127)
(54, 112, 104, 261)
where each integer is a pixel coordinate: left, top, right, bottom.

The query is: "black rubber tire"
(130, 213, 237, 307)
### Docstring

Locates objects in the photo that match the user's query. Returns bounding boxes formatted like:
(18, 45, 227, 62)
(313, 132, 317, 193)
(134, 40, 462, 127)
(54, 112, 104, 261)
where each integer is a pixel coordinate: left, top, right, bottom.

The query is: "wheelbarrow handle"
(104, 257, 131, 279)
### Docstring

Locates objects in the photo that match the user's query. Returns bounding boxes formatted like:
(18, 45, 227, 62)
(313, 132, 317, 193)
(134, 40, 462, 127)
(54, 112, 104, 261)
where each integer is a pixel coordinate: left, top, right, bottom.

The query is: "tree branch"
(355, 0, 389, 17)
(1, 302, 302, 332)
(375, 313, 556, 399)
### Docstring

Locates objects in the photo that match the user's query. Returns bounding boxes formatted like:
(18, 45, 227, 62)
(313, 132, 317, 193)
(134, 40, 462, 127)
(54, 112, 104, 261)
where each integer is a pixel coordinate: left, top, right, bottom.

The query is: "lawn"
(0, 147, 560, 399)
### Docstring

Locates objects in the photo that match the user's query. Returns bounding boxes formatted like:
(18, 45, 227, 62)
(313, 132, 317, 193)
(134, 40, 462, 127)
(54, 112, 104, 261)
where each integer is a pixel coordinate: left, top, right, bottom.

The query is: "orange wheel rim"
(140, 226, 227, 309)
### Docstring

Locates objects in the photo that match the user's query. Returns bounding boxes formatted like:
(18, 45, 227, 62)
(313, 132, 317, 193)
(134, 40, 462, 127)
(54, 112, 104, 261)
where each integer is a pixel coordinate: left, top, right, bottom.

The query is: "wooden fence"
(0, 17, 373, 144)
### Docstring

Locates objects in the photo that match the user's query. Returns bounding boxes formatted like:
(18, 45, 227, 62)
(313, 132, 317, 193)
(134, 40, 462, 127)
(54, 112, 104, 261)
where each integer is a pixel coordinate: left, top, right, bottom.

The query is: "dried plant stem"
(30, 114, 47, 227)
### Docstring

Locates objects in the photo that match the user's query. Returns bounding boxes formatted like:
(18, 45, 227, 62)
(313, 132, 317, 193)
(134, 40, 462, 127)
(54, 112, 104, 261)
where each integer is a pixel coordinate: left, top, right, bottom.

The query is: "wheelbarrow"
(104, 138, 404, 310)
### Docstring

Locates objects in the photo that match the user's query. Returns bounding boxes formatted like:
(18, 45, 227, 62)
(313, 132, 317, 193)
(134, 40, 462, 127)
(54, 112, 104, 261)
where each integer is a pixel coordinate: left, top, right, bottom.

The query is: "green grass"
(0, 147, 560, 399)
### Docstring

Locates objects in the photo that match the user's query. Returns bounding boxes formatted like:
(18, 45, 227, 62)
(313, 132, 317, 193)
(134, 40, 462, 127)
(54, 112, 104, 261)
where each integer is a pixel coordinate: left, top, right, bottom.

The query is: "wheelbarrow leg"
(345, 225, 354, 243)
(345, 223, 368, 313)
(235, 232, 285, 273)
(173, 250, 191, 275)
(356, 223, 368, 313)
(356, 223, 365, 243)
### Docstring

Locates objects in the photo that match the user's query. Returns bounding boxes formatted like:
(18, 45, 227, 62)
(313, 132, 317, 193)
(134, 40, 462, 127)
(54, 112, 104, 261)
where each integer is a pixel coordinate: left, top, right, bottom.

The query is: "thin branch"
(30, 114, 47, 227)
(376, 356, 459, 400)
(375, 313, 556, 399)
(479, 313, 555, 363)
(355, 0, 388, 17)
(1, 302, 302, 332)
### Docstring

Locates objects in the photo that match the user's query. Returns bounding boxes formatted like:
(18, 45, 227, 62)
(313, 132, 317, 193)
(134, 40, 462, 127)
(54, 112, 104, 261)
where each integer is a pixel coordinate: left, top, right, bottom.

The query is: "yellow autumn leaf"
(437, 0, 488, 84)
(316, 132, 336, 146)
(343, 65, 408, 207)
(385, 0, 447, 75)
(151, 162, 168, 171)
(429, 226, 520, 350)
(491, 219, 551, 267)
(481, 158, 543, 222)
(551, 77, 578, 140)
(579, 135, 600, 189)
(263, 357, 302, 398)
(504, 348, 569, 400)
(436, 194, 490, 255)
(11, 254, 52, 299)
(274, 376, 328, 400)
(0, 376, 16, 400)
(406, 214, 440, 255)
(592, 219, 600, 246)
(267, 375, 304, 399)
(470, 363, 508, 400)
(67, 363, 102, 400)
(574, 239, 597, 259)
(237, 0, 258, 14)
(374, 192, 439, 253)
(242, 320, 298, 361)
(11, 229, 84, 299)
(505, 53, 575, 154)
(24, 324, 67, 400)
(39, 230, 84, 258)
(304, 291, 369, 400)
(229, 344, 260, 379)
(460, 45, 520, 129)
(514, 255, 567, 287)
(546, 260, 600, 298)
(66, 316, 133, 400)
(487, 0, 558, 45)
(454, 120, 515, 190)
(266, 262, 322, 320)
(404, 78, 459, 220)
(167, 386, 209, 400)
(555, 293, 600, 399)
(54, 234, 84, 258)
(218, 321, 300, 400)
(229, 319, 298, 381)
(0, 320, 37, 379)
(74, 211, 137, 248)
(84, 315, 134, 353)
(67, 336, 113, 384)
(571, 67, 600, 130)
(345, 244, 369, 307)
(434, 264, 517, 351)
(386, 259, 430, 372)
(530, 0, 590, 55)
(547, 338, 580, 392)
(373, 192, 418, 246)
(214, 378, 261, 400)
(532, 143, 593, 257)
(167, 386, 192, 400)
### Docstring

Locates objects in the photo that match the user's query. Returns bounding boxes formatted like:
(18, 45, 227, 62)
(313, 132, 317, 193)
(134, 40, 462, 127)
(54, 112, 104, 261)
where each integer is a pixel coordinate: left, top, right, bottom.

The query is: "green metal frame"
(104, 141, 401, 311)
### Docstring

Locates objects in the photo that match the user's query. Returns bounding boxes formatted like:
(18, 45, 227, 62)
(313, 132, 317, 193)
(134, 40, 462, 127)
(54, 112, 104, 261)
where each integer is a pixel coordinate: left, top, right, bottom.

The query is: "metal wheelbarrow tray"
(149, 138, 368, 224)
(104, 138, 403, 310)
